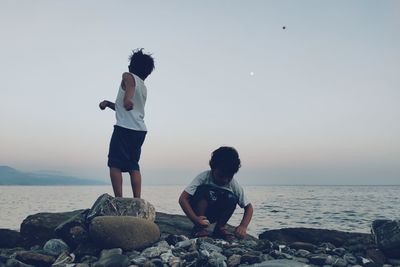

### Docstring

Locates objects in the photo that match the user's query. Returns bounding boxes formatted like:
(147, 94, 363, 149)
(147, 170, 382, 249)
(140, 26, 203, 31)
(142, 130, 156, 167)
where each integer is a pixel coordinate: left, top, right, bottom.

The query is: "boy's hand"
(99, 100, 108, 110)
(234, 225, 247, 239)
(195, 216, 210, 227)
(123, 99, 133, 111)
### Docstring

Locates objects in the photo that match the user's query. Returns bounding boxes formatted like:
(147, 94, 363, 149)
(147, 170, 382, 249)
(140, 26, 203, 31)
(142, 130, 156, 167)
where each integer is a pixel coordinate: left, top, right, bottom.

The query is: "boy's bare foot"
(213, 227, 235, 241)
(191, 226, 209, 238)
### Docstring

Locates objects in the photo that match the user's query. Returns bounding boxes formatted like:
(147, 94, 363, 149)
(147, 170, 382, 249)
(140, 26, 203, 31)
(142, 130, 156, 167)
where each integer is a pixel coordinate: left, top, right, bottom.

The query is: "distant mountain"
(0, 166, 106, 185)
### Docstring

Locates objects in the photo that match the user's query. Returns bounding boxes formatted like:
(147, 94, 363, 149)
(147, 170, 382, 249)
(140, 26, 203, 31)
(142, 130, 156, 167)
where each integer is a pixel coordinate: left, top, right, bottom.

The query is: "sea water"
(0, 185, 399, 236)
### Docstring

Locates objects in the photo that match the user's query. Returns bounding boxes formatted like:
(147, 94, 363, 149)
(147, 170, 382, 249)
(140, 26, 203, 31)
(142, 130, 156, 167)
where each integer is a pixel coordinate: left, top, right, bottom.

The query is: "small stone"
(6, 258, 35, 267)
(175, 239, 193, 249)
(182, 251, 199, 262)
(130, 256, 147, 265)
(92, 253, 130, 267)
(43, 239, 69, 256)
(100, 248, 123, 258)
(295, 249, 310, 258)
(227, 254, 241, 267)
(240, 253, 262, 264)
(15, 251, 55, 267)
(51, 252, 75, 266)
(141, 246, 170, 258)
(333, 248, 346, 256)
(309, 254, 329, 265)
(332, 258, 347, 267)
(199, 242, 223, 253)
(343, 253, 358, 265)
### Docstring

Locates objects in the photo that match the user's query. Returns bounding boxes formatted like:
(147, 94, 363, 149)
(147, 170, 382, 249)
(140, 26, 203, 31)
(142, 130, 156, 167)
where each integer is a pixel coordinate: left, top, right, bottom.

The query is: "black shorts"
(190, 184, 238, 223)
(107, 125, 147, 172)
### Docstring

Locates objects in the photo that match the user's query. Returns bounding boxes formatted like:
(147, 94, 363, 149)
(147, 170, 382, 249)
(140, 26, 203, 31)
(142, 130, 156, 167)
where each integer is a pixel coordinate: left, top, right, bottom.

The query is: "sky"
(0, 0, 399, 185)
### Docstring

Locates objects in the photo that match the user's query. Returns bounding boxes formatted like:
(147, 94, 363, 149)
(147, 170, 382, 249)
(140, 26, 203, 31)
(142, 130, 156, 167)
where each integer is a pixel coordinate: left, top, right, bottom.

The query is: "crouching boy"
(179, 146, 253, 240)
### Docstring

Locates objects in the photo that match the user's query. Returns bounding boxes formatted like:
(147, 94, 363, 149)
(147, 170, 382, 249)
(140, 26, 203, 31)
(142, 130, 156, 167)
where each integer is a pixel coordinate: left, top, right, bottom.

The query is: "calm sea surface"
(0, 185, 399, 236)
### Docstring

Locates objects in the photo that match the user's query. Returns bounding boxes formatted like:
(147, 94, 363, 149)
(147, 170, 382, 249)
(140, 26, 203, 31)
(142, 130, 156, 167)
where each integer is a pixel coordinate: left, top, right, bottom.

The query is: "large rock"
(372, 219, 400, 258)
(259, 227, 373, 248)
(20, 210, 85, 248)
(0, 229, 21, 248)
(89, 216, 160, 250)
(86, 193, 156, 222)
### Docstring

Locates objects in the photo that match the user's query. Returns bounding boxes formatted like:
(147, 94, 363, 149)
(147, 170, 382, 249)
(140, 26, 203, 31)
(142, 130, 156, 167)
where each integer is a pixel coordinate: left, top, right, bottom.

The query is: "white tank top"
(115, 73, 147, 131)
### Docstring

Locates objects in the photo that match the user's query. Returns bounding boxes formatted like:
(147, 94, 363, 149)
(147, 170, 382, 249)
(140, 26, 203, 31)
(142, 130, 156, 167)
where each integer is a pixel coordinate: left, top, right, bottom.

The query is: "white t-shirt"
(184, 170, 250, 208)
(115, 73, 147, 131)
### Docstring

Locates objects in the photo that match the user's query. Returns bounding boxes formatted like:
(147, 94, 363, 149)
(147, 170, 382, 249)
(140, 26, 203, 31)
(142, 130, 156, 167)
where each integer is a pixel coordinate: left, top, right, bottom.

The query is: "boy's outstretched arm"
(235, 203, 253, 238)
(179, 191, 210, 227)
(99, 100, 115, 111)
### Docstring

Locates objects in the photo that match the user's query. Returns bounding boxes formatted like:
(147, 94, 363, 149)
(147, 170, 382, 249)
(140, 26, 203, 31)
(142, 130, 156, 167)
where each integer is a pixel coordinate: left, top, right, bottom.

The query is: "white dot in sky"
(250, 72, 254, 76)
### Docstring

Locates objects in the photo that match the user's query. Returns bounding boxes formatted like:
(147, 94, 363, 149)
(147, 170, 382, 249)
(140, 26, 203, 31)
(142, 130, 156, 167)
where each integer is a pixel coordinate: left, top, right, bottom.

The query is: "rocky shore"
(0, 193, 399, 267)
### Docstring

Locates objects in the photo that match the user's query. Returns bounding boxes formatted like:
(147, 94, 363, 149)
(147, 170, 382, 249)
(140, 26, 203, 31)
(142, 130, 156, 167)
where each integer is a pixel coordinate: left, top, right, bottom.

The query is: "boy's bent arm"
(179, 191, 209, 227)
(122, 72, 136, 110)
(235, 203, 253, 238)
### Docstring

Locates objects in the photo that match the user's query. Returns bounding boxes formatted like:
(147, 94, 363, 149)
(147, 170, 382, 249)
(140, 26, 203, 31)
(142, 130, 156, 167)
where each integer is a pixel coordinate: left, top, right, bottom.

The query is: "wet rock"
(259, 227, 373, 248)
(372, 219, 400, 258)
(89, 216, 160, 250)
(0, 229, 21, 248)
(86, 193, 156, 222)
(43, 239, 69, 256)
(20, 210, 84, 248)
(15, 251, 55, 267)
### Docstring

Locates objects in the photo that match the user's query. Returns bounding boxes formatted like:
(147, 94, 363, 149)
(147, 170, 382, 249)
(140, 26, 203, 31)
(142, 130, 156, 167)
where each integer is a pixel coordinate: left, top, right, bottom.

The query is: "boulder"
(0, 229, 21, 248)
(259, 227, 373, 248)
(20, 210, 85, 248)
(86, 193, 156, 222)
(89, 216, 160, 250)
(372, 219, 400, 258)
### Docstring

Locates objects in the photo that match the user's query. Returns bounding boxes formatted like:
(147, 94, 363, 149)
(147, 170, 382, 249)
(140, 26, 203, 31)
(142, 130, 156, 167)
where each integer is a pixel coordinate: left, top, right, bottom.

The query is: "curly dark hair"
(128, 48, 155, 80)
(209, 146, 241, 176)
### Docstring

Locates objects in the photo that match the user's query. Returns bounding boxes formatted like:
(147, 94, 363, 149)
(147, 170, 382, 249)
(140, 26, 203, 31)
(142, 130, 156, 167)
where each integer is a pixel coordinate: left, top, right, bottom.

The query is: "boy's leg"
(213, 191, 238, 240)
(129, 170, 142, 198)
(189, 185, 216, 237)
(110, 167, 123, 197)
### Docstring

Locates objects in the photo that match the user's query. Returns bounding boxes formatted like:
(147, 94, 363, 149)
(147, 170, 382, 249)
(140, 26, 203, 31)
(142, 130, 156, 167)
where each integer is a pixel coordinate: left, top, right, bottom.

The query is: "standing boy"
(99, 49, 154, 198)
(179, 146, 253, 240)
